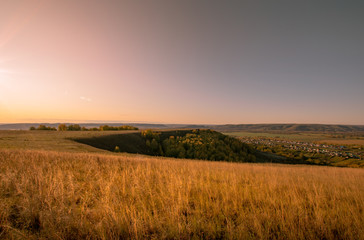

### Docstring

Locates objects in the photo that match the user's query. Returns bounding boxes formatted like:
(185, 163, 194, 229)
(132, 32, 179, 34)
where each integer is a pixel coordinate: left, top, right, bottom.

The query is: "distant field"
(225, 131, 364, 145)
(0, 149, 363, 239)
(224, 131, 330, 142)
(318, 139, 364, 146)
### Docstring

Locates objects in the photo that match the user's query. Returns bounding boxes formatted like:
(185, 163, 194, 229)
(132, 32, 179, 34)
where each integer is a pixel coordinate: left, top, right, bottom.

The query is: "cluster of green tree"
(29, 125, 56, 131)
(140, 129, 257, 162)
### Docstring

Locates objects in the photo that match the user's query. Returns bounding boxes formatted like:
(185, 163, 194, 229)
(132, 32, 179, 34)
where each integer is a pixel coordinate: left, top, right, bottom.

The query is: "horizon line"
(1, 122, 364, 126)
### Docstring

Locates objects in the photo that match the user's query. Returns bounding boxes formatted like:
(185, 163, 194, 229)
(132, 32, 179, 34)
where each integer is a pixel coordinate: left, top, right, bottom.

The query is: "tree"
(38, 125, 47, 130)
(67, 124, 81, 131)
(36, 125, 56, 131)
(58, 124, 67, 131)
(150, 139, 159, 153)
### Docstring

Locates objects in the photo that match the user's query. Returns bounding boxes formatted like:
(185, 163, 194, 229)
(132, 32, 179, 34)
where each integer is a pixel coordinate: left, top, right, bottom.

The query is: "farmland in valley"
(225, 132, 364, 168)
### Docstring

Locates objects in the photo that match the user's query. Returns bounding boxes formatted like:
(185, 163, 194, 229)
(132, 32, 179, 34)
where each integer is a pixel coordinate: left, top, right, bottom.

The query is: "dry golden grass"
(0, 149, 364, 239)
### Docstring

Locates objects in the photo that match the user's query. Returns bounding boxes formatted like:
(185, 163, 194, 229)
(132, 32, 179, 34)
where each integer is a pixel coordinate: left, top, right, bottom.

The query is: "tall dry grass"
(0, 149, 363, 239)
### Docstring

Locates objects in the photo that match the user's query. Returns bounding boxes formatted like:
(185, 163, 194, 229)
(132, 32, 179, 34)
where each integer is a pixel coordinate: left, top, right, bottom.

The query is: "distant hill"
(210, 124, 364, 133)
(1, 123, 364, 133)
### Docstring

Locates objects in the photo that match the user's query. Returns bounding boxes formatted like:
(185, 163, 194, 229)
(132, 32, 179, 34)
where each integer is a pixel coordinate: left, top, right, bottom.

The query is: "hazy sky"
(0, 0, 363, 124)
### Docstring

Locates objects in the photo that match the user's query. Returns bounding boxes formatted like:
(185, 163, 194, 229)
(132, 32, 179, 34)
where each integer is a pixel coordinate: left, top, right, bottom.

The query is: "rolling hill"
(210, 124, 364, 133)
(0, 129, 364, 239)
(1, 123, 364, 133)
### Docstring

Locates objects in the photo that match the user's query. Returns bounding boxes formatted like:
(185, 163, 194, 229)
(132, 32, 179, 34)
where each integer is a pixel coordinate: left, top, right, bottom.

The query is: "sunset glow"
(0, 1, 363, 125)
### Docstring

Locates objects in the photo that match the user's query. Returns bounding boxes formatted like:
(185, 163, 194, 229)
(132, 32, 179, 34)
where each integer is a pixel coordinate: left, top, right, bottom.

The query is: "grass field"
(1, 149, 363, 239)
(1, 130, 364, 239)
(0, 130, 139, 153)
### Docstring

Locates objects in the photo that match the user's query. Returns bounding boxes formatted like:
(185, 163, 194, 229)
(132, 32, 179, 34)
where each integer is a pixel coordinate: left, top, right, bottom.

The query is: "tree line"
(30, 124, 138, 131)
(29, 125, 57, 131)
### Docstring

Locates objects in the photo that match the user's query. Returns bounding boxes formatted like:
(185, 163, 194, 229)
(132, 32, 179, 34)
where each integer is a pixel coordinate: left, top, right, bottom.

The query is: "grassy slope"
(1, 130, 364, 239)
(0, 130, 139, 153)
(73, 130, 196, 155)
(74, 132, 152, 154)
(1, 149, 363, 239)
(0, 130, 193, 153)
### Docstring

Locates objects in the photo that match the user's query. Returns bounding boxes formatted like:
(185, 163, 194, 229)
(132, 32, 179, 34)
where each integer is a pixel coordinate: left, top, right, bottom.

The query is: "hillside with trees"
(141, 129, 257, 162)
(74, 129, 258, 163)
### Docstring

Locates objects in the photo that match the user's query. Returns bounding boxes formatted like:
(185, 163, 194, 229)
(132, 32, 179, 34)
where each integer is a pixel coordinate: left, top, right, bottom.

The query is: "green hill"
(74, 129, 258, 163)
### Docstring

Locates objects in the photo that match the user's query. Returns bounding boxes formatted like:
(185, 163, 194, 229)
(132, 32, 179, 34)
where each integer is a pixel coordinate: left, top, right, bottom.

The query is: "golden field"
(0, 149, 363, 239)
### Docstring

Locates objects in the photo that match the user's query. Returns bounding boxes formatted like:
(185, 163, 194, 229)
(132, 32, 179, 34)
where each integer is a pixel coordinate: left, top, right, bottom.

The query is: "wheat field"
(0, 149, 363, 239)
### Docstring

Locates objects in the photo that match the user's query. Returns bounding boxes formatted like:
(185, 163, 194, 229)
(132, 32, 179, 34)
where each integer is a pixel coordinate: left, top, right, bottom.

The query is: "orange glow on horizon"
(0, 1, 363, 125)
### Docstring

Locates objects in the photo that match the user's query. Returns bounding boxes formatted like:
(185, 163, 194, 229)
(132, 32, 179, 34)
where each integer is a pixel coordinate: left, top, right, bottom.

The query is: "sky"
(0, 0, 363, 125)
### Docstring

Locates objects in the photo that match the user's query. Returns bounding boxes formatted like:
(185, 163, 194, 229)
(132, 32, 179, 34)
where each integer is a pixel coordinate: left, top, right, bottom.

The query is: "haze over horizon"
(1, 0, 363, 125)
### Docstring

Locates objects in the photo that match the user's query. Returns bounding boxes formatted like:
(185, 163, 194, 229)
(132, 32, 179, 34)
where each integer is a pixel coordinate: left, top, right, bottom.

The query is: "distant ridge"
(210, 124, 364, 133)
(1, 123, 364, 133)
